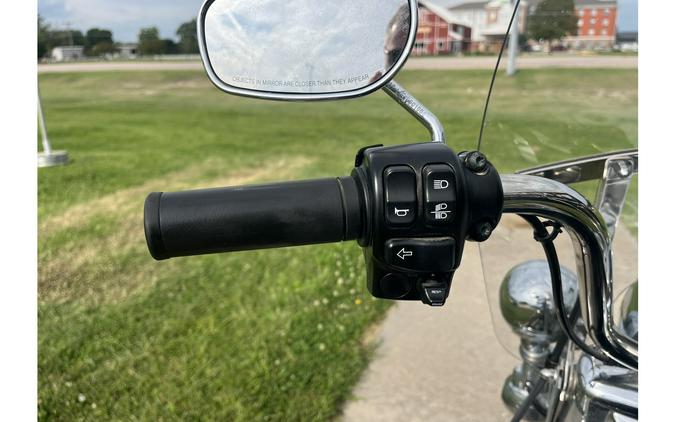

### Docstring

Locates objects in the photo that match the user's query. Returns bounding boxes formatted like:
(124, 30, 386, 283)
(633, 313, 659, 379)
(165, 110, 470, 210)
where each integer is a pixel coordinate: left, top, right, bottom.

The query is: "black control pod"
(351, 143, 503, 306)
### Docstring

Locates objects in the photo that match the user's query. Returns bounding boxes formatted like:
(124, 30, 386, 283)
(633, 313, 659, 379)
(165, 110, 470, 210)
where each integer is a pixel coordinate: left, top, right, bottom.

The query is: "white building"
(117, 44, 138, 59)
(447, 0, 489, 48)
(448, 0, 533, 52)
(51, 46, 84, 61)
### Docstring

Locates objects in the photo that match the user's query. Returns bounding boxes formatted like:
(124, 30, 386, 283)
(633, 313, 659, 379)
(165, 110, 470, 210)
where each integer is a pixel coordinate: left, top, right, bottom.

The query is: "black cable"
(519, 214, 611, 363)
(510, 214, 613, 422)
(477, 0, 522, 152)
(510, 375, 547, 422)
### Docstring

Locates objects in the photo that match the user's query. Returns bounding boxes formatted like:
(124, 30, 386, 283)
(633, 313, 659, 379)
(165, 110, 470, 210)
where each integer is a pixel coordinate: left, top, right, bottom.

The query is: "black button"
(420, 280, 450, 306)
(423, 164, 456, 225)
(379, 273, 412, 299)
(384, 166, 417, 226)
(384, 237, 456, 272)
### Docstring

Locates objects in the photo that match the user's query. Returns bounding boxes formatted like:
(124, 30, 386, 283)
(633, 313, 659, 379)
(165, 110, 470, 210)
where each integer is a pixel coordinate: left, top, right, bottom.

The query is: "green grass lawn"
(38, 68, 637, 420)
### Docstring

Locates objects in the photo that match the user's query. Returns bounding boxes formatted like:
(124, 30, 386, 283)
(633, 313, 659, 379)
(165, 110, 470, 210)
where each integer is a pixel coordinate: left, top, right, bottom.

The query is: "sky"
(38, 0, 638, 43)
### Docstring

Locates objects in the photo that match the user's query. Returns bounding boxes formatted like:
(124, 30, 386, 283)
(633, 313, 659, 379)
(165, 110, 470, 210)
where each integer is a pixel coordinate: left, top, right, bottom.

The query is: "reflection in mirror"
(200, 0, 413, 97)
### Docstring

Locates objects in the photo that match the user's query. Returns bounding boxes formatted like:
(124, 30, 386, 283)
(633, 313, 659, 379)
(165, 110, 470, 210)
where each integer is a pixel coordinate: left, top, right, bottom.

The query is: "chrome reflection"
(199, 0, 416, 100)
(500, 260, 578, 342)
(619, 282, 638, 341)
(574, 355, 638, 420)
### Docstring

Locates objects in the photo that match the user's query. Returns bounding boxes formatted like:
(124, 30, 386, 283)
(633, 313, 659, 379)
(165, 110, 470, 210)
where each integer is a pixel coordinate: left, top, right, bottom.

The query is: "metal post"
(38, 87, 69, 167)
(37, 93, 52, 155)
(507, 0, 520, 76)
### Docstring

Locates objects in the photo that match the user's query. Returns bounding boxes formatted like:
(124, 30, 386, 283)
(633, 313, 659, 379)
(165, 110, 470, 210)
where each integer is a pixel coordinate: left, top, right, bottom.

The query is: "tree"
(91, 42, 118, 57)
(176, 19, 199, 54)
(47, 29, 85, 47)
(85, 28, 114, 56)
(138, 27, 165, 55)
(163, 39, 179, 55)
(527, 0, 577, 49)
(38, 15, 49, 59)
(38, 16, 89, 59)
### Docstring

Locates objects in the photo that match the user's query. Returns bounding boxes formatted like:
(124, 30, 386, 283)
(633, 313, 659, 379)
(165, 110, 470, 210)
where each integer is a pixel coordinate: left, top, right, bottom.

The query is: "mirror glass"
(200, 0, 414, 98)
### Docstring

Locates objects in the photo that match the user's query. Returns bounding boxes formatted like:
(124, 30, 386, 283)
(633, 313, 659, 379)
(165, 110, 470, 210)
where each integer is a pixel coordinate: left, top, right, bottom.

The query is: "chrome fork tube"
(501, 174, 638, 370)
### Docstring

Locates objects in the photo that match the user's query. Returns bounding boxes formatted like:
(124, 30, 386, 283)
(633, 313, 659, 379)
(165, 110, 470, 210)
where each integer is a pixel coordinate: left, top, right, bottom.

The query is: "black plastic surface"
(422, 164, 456, 225)
(420, 279, 451, 306)
(384, 165, 417, 226)
(144, 177, 362, 260)
(383, 237, 456, 272)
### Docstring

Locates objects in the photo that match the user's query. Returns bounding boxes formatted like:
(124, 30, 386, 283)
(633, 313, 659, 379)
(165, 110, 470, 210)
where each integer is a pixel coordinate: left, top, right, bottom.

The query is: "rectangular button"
(384, 166, 417, 226)
(423, 164, 456, 225)
(384, 237, 456, 272)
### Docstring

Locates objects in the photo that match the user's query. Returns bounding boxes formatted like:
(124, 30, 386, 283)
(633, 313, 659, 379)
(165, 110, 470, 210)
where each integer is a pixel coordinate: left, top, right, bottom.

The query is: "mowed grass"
(38, 68, 637, 420)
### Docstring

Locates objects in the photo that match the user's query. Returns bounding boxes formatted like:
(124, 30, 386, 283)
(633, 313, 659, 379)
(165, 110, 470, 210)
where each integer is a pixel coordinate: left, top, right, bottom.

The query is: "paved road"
(339, 218, 637, 421)
(38, 55, 637, 74)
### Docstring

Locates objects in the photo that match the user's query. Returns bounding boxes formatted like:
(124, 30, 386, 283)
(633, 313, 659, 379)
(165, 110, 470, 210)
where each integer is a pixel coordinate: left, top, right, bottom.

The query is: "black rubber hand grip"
(144, 176, 363, 260)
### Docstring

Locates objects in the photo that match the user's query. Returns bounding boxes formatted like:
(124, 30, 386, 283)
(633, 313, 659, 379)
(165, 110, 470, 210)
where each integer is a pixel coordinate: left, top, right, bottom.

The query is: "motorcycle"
(143, 0, 637, 420)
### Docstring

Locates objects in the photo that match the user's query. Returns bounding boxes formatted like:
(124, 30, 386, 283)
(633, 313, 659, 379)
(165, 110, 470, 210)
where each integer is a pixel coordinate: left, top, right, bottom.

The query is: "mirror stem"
(383, 80, 445, 144)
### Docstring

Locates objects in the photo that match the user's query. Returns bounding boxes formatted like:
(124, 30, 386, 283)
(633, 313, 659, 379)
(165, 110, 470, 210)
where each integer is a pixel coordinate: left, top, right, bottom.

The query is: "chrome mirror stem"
(501, 174, 638, 370)
(383, 80, 445, 144)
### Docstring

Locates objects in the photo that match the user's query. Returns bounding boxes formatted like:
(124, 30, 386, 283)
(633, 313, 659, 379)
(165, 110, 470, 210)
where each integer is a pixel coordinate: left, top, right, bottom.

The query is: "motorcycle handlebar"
(144, 176, 363, 260)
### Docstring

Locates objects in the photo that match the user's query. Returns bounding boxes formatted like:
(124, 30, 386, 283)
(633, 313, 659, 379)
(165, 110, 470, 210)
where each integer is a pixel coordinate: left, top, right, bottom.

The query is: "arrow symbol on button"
(397, 248, 413, 260)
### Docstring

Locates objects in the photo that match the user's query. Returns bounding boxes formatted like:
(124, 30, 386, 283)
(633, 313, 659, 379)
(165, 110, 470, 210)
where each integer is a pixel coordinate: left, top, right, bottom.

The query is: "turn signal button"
(384, 237, 456, 272)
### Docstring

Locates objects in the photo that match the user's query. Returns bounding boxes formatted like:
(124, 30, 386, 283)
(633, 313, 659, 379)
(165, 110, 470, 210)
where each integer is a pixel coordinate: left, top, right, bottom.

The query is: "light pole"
(507, 0, 520, 76)
(38, 87, 69, 168)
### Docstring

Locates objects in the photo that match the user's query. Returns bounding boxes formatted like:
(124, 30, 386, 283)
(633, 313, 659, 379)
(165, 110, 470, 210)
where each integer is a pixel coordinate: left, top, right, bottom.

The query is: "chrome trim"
(544, 343, 575, 422)
(574, 355, 638, 419)
(595, 153, 638, 240)
(196, 0, 419, 102)
(518, 149, 638, 242)
(501, 174, 638, 370)
(619, 282, 638, 341)
(517, 149, 637, 184)
(382, 80, 445, 143)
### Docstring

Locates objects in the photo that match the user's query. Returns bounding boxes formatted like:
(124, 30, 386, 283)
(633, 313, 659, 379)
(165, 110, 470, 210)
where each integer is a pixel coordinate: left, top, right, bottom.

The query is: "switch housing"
(351, 142, 503, 305)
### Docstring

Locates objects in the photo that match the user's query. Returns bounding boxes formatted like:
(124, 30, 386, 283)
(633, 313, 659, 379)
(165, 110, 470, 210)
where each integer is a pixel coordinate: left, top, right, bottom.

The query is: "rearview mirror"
(197, 0, 418, 101)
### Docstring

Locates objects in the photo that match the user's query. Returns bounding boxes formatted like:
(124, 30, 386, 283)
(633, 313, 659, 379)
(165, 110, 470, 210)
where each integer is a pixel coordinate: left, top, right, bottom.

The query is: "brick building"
(566, 0, 618, 49)
(412, 0, 619, 55)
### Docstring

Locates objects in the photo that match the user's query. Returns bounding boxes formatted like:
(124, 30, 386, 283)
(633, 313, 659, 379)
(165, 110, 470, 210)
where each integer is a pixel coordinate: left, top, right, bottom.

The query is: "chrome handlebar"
(501, 174, 638, 370)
